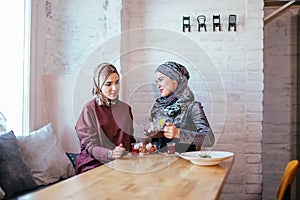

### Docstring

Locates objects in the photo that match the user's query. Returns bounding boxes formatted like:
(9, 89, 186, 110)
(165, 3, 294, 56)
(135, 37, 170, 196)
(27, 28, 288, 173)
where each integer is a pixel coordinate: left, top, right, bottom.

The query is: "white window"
(0, 0, 31, 135)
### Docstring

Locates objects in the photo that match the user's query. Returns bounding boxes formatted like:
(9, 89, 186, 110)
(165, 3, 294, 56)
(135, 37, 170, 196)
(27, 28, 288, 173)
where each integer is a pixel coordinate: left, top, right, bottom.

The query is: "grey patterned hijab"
(155, 61, 190, 83)
(151, 61, 194, 118)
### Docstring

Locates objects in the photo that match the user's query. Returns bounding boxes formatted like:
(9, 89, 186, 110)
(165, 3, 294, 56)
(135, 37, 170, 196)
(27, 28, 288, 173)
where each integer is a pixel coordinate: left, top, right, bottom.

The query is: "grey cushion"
(0, 131, 37, 199)
(17, 123, 75, 185)
(66, 152, 78, 169)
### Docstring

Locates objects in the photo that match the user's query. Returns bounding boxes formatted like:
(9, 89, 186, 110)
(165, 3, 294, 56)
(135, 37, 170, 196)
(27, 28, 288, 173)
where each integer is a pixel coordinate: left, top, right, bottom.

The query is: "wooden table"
(19, 153, 234, 200)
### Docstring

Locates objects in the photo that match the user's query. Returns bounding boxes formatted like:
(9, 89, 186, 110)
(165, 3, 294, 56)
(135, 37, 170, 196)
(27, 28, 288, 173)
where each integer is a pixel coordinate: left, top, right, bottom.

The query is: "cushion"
(0, 187, 5, 200)
(17, 123, 75, 186)
(66, 152, 78, 169)
(0, 131, 37, 199)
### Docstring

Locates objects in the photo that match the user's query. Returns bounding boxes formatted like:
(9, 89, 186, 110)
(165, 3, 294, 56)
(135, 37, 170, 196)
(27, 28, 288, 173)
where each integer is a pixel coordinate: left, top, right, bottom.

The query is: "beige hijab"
(92, 63, 119, 107)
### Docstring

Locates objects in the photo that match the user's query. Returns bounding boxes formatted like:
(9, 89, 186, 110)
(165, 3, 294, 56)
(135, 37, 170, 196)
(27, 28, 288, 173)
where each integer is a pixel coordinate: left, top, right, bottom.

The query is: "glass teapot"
(142, 119, 165, 138)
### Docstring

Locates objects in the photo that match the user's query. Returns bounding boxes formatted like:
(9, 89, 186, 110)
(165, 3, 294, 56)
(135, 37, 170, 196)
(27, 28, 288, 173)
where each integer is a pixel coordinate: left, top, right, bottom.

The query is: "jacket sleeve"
(178, 101, 215, 147)
(75, 104, 110, 162)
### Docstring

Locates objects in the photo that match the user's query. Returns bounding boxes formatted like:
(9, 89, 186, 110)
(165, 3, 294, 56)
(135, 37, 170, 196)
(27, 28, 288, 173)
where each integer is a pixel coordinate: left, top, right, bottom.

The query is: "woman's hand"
(163, 122, 180, 139)
(112, 143, 126, 159)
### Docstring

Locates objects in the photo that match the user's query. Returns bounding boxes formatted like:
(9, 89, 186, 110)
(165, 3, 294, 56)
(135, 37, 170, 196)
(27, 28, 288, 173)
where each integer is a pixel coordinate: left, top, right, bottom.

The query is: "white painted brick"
(224, 82, 247, 91)
(226, 63, 247, 72)
(246, 113, 263, 122)
(224, 123, 244, 132)
(244, 143, 262, 154)
(225, 114, 245, 123)
(247, 81, 263, 92)
(246, 93, 263, 103)
(247, 0, 264, 9)
(226, 103, 245, 114)
(247, 61, 263, 71)
(220, 194, 246, 200)
(248, 72, 263, 82)
(226, 173, 245, 184)
(246, 103, 262, 112)
(246, 154, 261, 164)
(242, 29, 264, 40)
(247, 123, 262, 132)
(216, 133, 243, 144)
(246, 174, 262, 184)
(244, 194, 262, 200)
(246, 184, 262, 194)
(223, 183, 246, 194)
(235, 72, 247, 82)
(247, 50, 263, 61)
(246, 132, 262, 142)
(246, 164, 262, 174)
(245, 40, 263, 50)
(247, 8, 264, 20)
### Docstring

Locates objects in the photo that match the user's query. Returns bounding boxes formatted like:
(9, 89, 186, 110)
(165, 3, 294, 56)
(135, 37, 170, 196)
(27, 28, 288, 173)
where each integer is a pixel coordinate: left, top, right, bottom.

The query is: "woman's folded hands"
(112, 143, 126, 159)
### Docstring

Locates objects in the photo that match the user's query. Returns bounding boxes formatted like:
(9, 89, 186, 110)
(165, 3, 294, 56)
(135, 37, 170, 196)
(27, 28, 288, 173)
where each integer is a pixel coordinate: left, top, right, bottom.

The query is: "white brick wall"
(39, 0, 123, 152)
(123, 1, 264, 199)
(37, 0, 267, 199)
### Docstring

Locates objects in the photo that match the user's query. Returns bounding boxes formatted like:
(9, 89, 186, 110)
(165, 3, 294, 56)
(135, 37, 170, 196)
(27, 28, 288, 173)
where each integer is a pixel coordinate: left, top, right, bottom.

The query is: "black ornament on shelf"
(213, 15, 221, 31)
(197, 15, 207, 32)
(182, 16, 191, 32)
(228, 14, 237, 31)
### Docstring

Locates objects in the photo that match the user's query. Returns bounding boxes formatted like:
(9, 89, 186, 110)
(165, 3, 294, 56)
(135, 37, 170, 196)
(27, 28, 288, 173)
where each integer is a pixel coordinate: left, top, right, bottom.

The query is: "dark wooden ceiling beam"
(265, 0, 300, 7)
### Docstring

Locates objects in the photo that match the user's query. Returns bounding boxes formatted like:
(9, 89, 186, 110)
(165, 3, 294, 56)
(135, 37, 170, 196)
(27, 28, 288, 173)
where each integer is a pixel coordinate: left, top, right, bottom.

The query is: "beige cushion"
(17, 123, 75, 185)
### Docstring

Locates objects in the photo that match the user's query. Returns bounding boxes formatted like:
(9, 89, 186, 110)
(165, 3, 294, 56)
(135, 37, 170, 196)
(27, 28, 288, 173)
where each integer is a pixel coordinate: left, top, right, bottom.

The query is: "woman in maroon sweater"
(75, 63, 136, 174)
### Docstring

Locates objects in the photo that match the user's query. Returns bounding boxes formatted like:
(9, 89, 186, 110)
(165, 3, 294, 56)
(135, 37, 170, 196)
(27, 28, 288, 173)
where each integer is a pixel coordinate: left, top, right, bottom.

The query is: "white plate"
(179, 151, 234, 166)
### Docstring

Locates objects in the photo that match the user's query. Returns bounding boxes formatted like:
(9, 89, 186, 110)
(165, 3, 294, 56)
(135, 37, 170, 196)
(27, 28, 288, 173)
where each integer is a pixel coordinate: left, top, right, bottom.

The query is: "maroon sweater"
(75, 98, 135, 163)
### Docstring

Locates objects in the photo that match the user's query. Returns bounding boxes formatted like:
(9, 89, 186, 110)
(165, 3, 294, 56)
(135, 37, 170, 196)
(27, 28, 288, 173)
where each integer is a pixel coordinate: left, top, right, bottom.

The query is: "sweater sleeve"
(75, 104, 110, 162)
(178, 102, 215, 147)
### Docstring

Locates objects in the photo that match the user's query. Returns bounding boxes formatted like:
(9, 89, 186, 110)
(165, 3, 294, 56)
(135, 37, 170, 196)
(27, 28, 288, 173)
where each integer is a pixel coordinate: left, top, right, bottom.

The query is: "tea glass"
(131, 143, 141, 155)
(167, 142, 176, 154)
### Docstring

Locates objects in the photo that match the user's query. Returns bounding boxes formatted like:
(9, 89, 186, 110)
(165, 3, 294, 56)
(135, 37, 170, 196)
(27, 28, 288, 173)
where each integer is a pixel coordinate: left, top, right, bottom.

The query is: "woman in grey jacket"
(149, 61, 215, 153)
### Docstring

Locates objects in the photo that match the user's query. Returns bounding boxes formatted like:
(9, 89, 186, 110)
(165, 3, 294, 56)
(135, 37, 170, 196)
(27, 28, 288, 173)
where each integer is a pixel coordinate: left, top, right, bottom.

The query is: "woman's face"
(155, 72, 178, 97)
(101, 73, 120, 100)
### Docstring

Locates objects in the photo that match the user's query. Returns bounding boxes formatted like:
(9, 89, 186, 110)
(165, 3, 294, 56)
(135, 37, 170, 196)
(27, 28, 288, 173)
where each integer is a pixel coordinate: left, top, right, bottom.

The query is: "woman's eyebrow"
(105, 79, 119, 84)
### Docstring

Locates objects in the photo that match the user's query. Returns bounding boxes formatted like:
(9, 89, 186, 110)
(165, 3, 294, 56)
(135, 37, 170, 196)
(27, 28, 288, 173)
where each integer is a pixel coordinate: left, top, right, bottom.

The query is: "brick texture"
(263, 7, 299, 200)
(39, 0, 267, 199)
